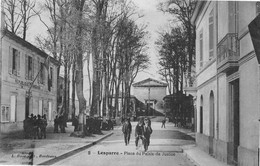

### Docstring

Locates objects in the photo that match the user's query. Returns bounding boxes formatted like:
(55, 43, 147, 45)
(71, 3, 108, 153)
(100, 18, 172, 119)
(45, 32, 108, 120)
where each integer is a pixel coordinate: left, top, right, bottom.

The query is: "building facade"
(0, 29, 59, 133)
(132, 78, 167, 115)
(192, 1, 260, 165)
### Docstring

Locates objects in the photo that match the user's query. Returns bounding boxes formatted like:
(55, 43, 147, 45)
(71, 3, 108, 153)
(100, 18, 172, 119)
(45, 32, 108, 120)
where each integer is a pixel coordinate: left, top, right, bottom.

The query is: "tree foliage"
(157, 0, 196, 90)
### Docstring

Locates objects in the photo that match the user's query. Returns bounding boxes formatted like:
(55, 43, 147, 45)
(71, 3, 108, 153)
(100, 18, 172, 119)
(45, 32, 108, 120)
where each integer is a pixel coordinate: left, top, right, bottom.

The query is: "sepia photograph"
(0, 0, 259, 166)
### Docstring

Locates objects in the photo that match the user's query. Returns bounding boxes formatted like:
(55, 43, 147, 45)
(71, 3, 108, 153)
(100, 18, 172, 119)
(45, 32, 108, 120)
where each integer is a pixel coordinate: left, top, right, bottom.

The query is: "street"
(55, 118, 196, 166)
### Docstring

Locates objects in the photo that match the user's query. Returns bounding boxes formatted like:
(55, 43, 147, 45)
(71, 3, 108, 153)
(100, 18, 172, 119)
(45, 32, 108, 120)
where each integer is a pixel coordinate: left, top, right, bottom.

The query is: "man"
(23, 116, 30, 139)
(143, 118, 153, 152)
(135, 119, 144, 150)
(72, 115, 79, 132)
(161, 117, 166, 128)
(54, 115, 59, 133)
(41, 114, 48, 139)
(122, 118, 132, 146)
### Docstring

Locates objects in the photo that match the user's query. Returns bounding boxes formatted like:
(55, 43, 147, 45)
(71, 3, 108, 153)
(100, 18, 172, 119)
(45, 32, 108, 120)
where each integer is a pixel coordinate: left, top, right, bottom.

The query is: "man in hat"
(143, 118, 153, 152)
(122, 118, 132, 146)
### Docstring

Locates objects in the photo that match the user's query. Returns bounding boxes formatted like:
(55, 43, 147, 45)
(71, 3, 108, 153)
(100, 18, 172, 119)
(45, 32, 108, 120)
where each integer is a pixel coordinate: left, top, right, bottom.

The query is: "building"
(0, 29, 59, 133)
(132, 78, 167, 115)
(192, 1, 260, 165)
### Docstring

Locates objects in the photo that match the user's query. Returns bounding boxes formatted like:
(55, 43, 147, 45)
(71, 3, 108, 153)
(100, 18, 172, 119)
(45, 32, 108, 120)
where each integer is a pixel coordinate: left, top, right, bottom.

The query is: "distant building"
(192, 1, 260, 165)
(0, 29, 59, 133)
(132, 78, 167, 115)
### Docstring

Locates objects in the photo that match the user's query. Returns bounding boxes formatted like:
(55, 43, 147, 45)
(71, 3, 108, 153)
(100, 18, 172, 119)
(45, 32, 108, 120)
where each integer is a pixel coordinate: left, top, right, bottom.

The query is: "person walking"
(143, 118, 153, 152)
(122, 118, 132, 146)
(135, 119, 144, 150)
(72, 115, 79, 132)
(54, 115, 59, 133)
(161, 117, 166, 128)
(41, 114, 47, 139)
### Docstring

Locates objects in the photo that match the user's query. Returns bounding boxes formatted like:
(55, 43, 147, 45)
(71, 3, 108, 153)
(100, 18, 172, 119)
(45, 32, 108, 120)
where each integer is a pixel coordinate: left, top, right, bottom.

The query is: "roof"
(2, 29, 60, 66)
(132, 78, 168, 87)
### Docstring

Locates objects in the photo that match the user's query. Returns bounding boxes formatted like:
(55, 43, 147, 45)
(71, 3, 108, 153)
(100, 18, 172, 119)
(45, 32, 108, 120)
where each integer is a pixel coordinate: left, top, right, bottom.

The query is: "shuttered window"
(199, 30, 203, 67)
(209, 9, 214, 60)
(25, 55, 34, 80)
(9, 47, 20, 76)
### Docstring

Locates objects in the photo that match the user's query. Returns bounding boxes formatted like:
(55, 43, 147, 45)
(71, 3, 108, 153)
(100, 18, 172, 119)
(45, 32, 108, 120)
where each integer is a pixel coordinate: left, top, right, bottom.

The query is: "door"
(230, 79, 239, 164)
(25, 97, 29, 118)
(209, 91, 215, 155)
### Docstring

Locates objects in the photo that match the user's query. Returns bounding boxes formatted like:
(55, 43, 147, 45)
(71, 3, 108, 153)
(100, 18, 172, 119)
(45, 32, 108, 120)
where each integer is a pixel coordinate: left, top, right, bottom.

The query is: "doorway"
(25, 97, 29, 118)
(200, 95, 203, 134)
(230, 79, 239, 164)
(209, 91, 215, 155)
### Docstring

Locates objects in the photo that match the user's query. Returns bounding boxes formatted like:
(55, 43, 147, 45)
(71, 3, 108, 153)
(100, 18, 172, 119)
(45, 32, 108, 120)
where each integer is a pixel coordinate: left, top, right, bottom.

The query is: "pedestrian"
(41, 114, 47, 139)
(28, 114, 34, 139)
(86, 116, 90, 133)
(36, 115, 42, 139)
(54, 115, 59, 133)
(135, 119, 144, 150)
(32, 115, 38, 139)
(122, 118, 132, 146)
(62, 115, 66, 133)
(108, 118, 113, 130)
(161, 117, 166, 128)
(143, 118, 153, 152)
(23, 116, 30, 139)
(72, 115, 79, 132)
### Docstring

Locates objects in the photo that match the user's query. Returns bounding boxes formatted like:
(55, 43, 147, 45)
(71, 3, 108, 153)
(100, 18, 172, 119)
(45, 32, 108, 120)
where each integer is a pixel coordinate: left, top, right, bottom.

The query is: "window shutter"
(25, 54, 28, 79)
(17, 52, 20, 76)
(31, 56, 34, 80)
(38, 58, 40, 83)
(9, 47, 13, 74)
(34, 57, 37, 80)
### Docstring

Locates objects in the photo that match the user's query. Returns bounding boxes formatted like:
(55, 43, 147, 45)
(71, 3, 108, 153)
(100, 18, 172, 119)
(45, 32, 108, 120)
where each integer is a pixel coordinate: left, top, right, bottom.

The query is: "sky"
(130, 0, 172, 82)
(26, 0, 172, 83)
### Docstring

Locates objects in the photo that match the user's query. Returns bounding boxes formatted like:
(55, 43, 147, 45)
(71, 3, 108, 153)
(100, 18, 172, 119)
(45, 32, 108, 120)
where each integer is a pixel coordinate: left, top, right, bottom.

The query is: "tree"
(156, 27, 186, 94)
(158, 0, 196, 86)
(3, 0, 39, 40)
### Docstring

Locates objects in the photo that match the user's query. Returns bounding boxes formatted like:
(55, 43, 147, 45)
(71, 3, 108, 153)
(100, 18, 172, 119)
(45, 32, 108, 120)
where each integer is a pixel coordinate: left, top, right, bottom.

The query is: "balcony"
(217, 33, 239, 73)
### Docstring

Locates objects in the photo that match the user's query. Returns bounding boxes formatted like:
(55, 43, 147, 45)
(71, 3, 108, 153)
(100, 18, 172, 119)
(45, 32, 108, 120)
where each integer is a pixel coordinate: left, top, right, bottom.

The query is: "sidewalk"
(182, 145, 232, 166)
(0, 122, 114, 165)
(169, 123, 232, 166)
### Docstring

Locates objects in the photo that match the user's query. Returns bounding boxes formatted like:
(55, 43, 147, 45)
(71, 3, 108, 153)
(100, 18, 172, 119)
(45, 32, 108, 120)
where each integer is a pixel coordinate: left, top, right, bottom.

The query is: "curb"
(38, 132, 114, 165)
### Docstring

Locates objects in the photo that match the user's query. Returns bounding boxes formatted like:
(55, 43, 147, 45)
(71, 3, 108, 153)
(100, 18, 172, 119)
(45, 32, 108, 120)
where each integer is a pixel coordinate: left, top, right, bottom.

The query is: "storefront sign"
(15, 79, 41, 90)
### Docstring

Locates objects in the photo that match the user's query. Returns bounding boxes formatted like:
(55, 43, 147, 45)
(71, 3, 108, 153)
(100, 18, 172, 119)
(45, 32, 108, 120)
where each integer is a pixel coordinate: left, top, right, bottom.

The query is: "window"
(39, 99, 43, 116)
(25, 55, 34, 80)
(48, 101, 52, 121)
(1, 106, 10, 122)
(9, 47, 20, 76)
(209, 9, 214, 60)
(48, 67, 53, 91)
(256, 1, 260, 15)
(10, 95, 16, 122)
(199, 30, 203, 67)
(38, 62, 45, 84)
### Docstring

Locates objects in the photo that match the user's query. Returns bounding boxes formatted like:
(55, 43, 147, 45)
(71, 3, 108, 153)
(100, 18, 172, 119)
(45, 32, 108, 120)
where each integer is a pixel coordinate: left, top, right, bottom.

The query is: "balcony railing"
(217, 33, 239, 72)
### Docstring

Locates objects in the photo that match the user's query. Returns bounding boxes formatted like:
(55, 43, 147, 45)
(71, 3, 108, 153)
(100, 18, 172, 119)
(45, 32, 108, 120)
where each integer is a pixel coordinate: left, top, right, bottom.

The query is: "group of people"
(86, 116, 114, 134)
(53, 115, 67, 133)
(23, 114, 48, 139)
(72, 116, 114, 134)
(122, 117, 153, 152)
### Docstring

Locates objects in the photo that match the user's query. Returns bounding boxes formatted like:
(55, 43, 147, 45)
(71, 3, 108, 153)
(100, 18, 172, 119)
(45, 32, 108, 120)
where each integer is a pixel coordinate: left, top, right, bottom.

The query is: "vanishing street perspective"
(0, 0, 260, 166)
